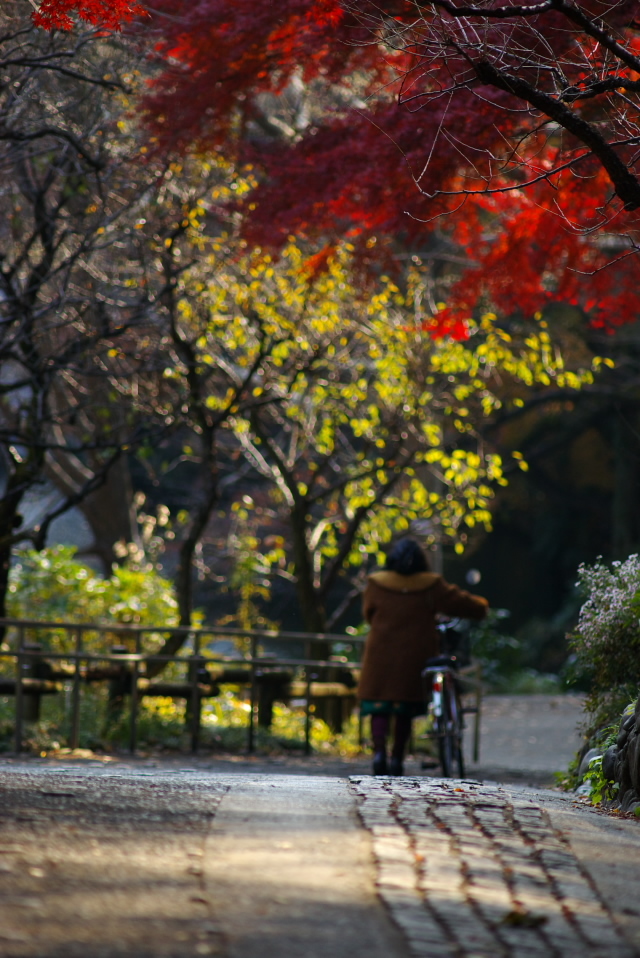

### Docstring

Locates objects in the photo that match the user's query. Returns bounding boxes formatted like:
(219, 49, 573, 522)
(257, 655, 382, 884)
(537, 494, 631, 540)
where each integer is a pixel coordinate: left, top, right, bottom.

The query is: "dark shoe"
(389, 756, 404, 776)
(372, 752, 387, 775)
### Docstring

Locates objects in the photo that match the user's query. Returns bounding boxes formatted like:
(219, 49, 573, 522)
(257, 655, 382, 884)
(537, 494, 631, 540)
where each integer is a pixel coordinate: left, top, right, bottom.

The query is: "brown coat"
(357, 570, 488, 703)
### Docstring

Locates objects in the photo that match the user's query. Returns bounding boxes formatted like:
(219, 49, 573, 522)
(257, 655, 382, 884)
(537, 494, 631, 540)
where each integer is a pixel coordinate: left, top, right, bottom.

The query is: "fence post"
(473, 663, 482, 763)
(21, 643, 45, 722)
(70, 629, 83, 750)
(14, 626, 24, 753)
(106, 645, 129, 726)
(190, 632, 202, 754)
(129, 634, 141, 755)
(248, 635, 257, 753)
(304, 638, 314, 757)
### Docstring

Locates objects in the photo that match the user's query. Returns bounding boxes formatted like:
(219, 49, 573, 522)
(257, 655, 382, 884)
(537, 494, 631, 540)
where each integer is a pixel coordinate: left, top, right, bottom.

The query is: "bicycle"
(422, 652, 465, 778)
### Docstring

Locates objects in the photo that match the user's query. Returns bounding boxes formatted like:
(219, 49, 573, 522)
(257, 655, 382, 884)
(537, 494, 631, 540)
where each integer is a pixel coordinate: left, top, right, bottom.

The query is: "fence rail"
(0, 618, 365, 756)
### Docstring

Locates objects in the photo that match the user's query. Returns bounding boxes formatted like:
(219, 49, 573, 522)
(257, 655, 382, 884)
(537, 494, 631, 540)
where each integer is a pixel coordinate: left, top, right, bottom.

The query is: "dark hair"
(384, 537, 430, 575)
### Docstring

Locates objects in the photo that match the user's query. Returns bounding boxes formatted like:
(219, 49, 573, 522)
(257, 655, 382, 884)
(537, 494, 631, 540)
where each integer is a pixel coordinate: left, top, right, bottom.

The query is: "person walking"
(358, 537, 488, 776)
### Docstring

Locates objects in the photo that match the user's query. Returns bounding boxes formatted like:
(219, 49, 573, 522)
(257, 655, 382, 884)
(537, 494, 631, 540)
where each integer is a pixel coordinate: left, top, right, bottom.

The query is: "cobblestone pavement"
(352, 775, 638, 958)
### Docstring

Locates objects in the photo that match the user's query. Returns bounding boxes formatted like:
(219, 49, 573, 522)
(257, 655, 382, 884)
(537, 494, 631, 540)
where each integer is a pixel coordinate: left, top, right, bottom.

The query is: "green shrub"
(583, 752, 618, 804)
(4, 545, 183, 665)
(8, 545, 179, 629)
(489, 668, 562, 695)
(467, 609, 523, 688)
(570, 555, 640, 729)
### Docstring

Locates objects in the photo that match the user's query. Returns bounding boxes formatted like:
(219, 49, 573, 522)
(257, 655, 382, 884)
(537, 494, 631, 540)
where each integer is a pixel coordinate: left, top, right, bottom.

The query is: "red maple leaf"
(33, 0, 144, 31)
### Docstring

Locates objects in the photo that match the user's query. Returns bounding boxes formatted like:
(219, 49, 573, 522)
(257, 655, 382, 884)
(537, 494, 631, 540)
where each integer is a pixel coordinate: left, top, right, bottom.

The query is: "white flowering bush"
(571, 555, 640, 728)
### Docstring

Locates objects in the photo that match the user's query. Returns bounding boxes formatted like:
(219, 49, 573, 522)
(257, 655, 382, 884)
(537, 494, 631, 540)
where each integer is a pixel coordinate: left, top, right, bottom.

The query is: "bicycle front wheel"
(437, 712, 454, 777)
(455, 736, 465, 779)
(437, 684, 465, 778)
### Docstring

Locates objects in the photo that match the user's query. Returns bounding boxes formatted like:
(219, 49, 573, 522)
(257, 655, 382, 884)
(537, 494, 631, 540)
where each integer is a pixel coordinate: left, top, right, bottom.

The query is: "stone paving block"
(458, 836, 491, 849)
(510, 877, 556, 902)
(436, 913, 500, 954)
(506, 879, 550, 902)
(540, 915, 584, 944)
(378, 867, 418, 890)
(477, 825, 514, 837)
(380, 886, 422, 908)
(434, 818, 472, 832)
(560, 897, 606, 919)
(534, 838, 566, 852)
(554, 878, 599, 902)
(419, 876, 463, 898)
(419, 854, 458, 873)
(463, 859, 504, 877)
(389, 902, 439, 928)
(571, 912, 629, 945)
(375, 837, 414, 858)
(491, 836, 531, 851)
(419, 859, 460, 880)
(405, 937, 458, 958)
(496, 926, 550, 957)
(511, 859, 547, 876)
(499, 854, 538, 875)
(538, 849, 581, 870)
(391, 904, 452, 947)
(467, 885, 514, 917)
(497, 945, 552, 958)
(399, 812, 429, 826)
(370, 825, 403, 838)
(587, 948, 637, 958)
(542, 935, 594, 957)
(360, 813, 395, 827)
(510, 872, 550, 891)
(415, 852, 458, 871)
(411, 830, 449, 846)
(416, 841, 458, 871)
(418, 855, 459, 876)
(517, 826, 552, 838)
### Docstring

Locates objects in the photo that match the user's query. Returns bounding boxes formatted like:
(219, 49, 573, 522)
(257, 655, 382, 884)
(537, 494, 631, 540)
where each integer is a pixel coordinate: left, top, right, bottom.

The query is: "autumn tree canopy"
(124, 0, 640, 332)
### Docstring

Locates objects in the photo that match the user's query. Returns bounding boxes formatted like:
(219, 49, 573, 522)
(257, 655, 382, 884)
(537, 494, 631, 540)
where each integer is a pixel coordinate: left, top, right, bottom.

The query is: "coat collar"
(369, 570, 441, 592)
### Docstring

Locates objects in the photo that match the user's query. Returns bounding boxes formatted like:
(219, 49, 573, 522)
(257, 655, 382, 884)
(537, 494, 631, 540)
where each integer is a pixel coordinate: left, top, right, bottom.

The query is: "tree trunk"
(289, 504, 348, 731)
(145, 460, 219, 678)
(47, 452, 138, 572)
(290, 502, 326, 643)
(0, 474, 28, 636)
(0, 538, 12, 626)
(612, 406, 640, 560)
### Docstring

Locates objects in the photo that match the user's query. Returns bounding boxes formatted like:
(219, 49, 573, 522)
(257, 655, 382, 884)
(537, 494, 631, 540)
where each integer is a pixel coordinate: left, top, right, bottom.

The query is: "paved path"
(0, 760, 639, 958)
(463, 693, 586, 785)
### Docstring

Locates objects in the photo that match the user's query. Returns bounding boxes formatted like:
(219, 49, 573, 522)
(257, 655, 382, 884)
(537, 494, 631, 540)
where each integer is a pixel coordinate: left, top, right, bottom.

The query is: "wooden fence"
(0, 618, 364, 756)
